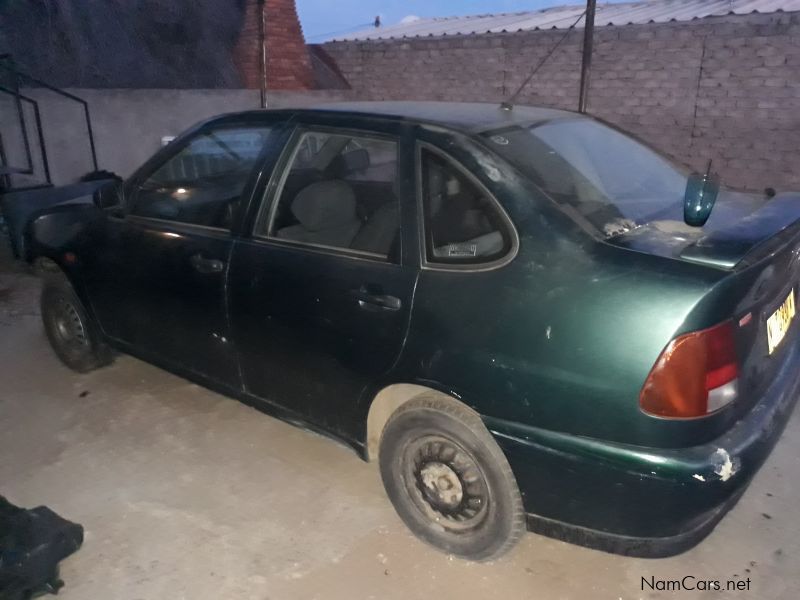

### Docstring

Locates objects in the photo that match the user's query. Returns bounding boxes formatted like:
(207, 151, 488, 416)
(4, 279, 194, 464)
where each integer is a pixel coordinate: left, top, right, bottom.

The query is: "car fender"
(1, 180, 110, 259)
(26, 203, 105, 312)
(27, 203, 101, 257)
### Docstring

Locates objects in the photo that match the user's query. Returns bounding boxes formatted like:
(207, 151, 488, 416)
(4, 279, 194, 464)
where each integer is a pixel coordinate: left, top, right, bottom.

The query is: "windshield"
(483, 118, 689, 237)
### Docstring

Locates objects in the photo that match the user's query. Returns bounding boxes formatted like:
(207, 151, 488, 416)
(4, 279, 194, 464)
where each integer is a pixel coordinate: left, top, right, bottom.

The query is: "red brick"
(234, 0, 314, 90)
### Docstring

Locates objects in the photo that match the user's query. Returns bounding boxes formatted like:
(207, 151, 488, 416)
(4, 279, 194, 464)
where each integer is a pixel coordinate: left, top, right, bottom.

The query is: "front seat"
(276, 180, 362, 248)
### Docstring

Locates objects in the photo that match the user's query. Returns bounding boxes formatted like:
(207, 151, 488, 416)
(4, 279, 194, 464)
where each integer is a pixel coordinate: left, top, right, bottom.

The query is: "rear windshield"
(482, 118, 689, 237)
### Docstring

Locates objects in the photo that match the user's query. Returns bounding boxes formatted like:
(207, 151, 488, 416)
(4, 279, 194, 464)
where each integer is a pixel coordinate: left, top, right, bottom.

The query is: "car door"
(83, 115, 292, 388)
(227, 117, 419, 439)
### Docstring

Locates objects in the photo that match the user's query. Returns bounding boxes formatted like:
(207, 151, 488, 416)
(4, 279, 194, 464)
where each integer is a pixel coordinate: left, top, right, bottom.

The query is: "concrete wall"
(2, 88, 353, 186)
(324, 11, 800, 192)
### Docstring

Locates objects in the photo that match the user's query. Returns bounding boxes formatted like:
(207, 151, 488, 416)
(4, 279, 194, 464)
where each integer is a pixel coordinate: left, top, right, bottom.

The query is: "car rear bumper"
(484, 339, 800, 557)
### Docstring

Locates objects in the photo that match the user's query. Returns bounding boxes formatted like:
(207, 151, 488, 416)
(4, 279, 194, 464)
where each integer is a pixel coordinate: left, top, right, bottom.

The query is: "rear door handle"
(190, 253, 225, 274)
(350, 288, 402, 311)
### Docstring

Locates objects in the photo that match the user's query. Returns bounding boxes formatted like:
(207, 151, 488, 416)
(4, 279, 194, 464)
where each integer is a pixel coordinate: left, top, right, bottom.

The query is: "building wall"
(324, 12, 800, 192)
(3, 88, 353, 186)
(234, 0, 315, 90)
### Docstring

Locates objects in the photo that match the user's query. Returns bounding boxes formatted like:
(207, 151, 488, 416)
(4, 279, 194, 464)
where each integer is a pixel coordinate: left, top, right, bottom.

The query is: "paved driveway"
(1, 265, 798, 600)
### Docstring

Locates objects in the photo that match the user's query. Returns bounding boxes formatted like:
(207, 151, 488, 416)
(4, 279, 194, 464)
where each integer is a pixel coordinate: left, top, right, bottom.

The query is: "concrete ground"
(1, 257, 799, 599)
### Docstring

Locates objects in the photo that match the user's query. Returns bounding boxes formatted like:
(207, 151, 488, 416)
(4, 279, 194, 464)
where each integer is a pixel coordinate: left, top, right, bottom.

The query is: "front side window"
(420, 148, 513, 266)
(262, 130, 400, 261)
(131, 125, 273, 230)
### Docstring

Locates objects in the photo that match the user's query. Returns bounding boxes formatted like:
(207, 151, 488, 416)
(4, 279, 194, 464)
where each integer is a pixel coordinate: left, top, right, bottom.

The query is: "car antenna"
(500, 9, 587, 111)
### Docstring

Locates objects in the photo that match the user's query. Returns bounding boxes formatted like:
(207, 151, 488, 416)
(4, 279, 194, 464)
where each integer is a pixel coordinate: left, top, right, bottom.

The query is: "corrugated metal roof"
(332, 0, 800, 41)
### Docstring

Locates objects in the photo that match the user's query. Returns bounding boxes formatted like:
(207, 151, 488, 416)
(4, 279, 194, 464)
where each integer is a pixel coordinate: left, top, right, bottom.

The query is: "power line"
(502, 9, 587, 109)
(306, 21, 374, 43)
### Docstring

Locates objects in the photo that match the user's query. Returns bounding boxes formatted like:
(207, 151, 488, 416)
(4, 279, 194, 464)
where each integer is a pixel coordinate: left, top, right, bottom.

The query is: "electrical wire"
(502, 9, 587, 108)
(306, 21, 375, 42)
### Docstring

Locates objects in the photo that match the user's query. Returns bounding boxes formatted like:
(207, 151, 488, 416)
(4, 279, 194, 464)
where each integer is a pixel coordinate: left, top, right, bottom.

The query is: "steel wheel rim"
(402, 435, 489, 532)
(51, 296, 89, 351)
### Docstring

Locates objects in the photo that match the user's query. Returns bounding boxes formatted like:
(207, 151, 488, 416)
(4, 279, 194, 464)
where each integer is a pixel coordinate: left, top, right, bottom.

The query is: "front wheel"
(41, 274, 111, 373)
(379, 395, 525, 561)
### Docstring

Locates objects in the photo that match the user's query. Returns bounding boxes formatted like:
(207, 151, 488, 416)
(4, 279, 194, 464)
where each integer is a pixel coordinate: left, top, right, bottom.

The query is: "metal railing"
(0, 85, 51, 184)
(0, 54, 98, 190)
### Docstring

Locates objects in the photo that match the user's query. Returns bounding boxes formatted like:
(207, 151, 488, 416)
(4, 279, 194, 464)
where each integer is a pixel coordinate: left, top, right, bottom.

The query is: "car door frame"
(121, 110, 297, 233)
(84, 111, 297, 391)
(239, 113, 422, 269)
(228, 112, 423, 446)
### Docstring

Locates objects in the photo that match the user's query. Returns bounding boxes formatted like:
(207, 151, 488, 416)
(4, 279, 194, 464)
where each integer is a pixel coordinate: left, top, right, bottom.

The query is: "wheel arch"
(33, 254, 99, 326)
(32, 255, 65, 275)
(364, 383, 479, 461)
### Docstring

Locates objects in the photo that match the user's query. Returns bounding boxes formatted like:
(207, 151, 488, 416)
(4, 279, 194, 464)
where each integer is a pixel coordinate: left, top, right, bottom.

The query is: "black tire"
(41, 273, 111, 373)
(379, 394, 525, 561)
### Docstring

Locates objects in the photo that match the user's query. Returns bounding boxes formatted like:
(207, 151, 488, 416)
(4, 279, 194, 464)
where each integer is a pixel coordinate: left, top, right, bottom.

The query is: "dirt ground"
(1, 252, 799, 599)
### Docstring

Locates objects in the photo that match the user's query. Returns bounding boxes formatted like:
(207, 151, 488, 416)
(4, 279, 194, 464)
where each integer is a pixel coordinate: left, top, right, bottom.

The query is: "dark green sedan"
(5, 102, 799, 561)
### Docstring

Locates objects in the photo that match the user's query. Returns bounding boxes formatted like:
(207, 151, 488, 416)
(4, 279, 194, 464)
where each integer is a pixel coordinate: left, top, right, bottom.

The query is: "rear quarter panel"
(395, 128, 728, 448)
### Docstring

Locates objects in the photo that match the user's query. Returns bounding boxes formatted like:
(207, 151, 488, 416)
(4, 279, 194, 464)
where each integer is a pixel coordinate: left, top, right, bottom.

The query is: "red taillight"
(640, 321, 739, 418)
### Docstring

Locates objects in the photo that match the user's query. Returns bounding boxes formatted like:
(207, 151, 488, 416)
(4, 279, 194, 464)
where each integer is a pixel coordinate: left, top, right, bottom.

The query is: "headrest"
(428, 162, 446, 194)
(291, 180, 357, 232)
(427, 162, 447, 215)
(330, 149, 370, 177)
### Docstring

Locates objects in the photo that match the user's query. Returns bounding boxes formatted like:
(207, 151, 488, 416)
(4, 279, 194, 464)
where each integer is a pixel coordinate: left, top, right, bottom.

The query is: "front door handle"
(190, 253, 225, 274)
(350, 288, 402, 311)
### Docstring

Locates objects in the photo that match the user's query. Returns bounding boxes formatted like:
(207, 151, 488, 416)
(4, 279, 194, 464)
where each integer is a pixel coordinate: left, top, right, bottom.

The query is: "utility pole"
(258, 0, 267, 108)
(578, 0, 596, 113)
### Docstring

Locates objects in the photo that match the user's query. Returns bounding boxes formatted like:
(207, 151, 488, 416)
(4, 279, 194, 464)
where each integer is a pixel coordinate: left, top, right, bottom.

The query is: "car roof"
(304, 101, 578, 133)
(213, 101, 577, 135)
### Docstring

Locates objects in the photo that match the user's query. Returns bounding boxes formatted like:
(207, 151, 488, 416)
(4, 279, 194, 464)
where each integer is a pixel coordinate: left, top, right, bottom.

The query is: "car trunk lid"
(610, 190, 800, 271)
(724, 224, 800, 414)
(615, 189, 800, 420)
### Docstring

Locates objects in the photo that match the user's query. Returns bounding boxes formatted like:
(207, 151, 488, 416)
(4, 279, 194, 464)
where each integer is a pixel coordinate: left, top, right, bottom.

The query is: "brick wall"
(234, 0, 314, 91)
(324, 12, 800, 192)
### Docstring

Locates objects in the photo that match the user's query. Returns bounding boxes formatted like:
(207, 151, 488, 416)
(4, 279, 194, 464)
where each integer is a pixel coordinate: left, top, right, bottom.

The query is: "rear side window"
(419, 148, 513, 266)
(260, 130, 401, 261)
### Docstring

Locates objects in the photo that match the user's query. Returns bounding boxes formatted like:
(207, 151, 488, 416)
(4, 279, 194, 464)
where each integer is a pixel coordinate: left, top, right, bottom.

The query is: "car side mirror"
(93, 179, 123, 211)
(683, 168, 720, 227)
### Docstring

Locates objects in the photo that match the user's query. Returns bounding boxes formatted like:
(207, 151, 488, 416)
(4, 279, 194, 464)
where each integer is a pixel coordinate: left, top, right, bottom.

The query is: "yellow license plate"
(767, 289, 796, 355)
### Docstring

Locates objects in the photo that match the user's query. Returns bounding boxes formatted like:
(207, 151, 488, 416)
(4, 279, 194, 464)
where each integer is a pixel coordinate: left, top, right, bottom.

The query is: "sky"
(297, 0, 627, 42)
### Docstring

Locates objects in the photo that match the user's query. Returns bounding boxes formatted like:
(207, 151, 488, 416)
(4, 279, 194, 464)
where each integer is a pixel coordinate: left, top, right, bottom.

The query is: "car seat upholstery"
(351, 201, 400, 256)
(328, 148, 370, 179)
(427, 162, 447, 216)
(276, 180, 362, 248)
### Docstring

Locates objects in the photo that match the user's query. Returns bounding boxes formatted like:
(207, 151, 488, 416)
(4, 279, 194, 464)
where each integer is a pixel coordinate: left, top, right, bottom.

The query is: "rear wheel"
(379, 394, 525, 561)
(41, 274, 111, 373)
